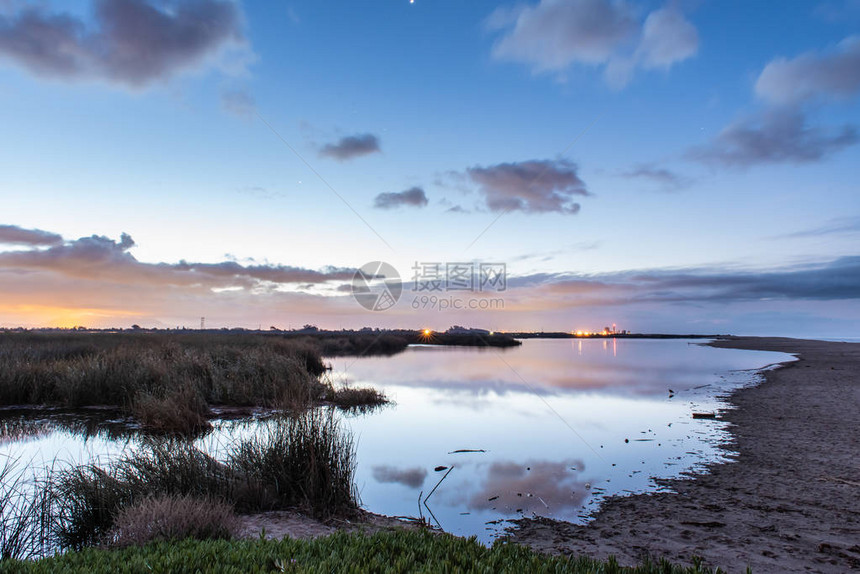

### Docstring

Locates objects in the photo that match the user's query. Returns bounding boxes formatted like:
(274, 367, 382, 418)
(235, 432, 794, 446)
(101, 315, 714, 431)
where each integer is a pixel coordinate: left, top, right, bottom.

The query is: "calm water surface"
(0, 338, 795, 543)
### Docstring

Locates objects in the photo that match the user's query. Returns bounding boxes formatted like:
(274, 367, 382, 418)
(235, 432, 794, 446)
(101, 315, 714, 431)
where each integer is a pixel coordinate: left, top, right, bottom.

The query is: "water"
(0, 338, 795, 544)
(327, 338, 794, 540)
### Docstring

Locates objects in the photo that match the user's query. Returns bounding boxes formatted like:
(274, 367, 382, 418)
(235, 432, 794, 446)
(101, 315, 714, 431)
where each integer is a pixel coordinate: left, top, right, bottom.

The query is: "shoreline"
(503, 336, 860, 572)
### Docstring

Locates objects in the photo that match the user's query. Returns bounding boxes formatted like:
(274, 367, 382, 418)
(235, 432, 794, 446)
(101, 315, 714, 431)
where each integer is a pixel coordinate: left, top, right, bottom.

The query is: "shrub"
(104, 495, 238, 548)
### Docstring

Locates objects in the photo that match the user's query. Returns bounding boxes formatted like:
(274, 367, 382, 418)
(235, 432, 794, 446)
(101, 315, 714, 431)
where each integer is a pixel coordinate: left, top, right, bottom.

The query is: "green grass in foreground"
(0, 530, 723, 574)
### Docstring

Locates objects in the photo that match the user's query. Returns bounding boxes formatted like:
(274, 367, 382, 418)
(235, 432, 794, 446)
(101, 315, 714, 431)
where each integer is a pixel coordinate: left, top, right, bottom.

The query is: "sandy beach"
(504, 337, 860, 572)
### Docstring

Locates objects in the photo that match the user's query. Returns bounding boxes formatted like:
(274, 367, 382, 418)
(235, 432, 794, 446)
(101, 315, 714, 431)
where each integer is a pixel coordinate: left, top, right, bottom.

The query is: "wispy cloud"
(220, 87, 256, 117)
(778, 216, 860, 238)
(373, 186, 429, 209)
(0, 0, 251, 88)
(318, 133, 381, 161)
(620, 164, 690, 190)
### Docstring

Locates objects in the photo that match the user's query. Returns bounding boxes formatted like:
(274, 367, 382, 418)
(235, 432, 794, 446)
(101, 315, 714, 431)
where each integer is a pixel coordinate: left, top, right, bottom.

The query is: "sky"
(0, 0, 858, 336)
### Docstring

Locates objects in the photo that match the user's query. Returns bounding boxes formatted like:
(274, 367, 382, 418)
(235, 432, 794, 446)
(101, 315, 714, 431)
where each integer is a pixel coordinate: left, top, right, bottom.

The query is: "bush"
(104, 495, 238, 548)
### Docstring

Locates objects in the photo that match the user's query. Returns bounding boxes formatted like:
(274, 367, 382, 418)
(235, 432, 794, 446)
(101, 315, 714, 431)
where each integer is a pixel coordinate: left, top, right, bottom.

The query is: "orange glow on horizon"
(0, 304, 144, 329)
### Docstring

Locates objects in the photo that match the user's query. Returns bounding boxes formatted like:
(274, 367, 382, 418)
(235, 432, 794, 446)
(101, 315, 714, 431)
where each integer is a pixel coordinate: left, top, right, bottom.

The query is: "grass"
(104, 495, 239, 549)
(0, 529, 727, 573)
(0, 459, 51, 561)
(0, 332, 385, 434)
(229, 411, 357, 516)
(51, 409, 357, 551)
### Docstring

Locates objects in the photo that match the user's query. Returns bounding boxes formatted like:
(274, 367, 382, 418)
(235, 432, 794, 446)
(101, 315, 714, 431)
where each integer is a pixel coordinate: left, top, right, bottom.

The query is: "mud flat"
(504, 337, 860, 573)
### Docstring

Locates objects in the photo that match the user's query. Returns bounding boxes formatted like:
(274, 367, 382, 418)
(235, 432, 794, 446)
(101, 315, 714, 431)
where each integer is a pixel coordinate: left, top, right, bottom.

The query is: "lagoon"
(0, 338, 794, 544)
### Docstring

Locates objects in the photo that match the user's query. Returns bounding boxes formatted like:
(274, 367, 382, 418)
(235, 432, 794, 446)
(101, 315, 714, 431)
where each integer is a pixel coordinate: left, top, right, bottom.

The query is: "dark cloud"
(509, 256, 860, 305)
(755, 36, 860, 105)
(620, 164, 690, 190)
(0, 224, 63, 246)
(373, 186, 428, 210)
(488, 1, 697, 88)
(465, 159, 588, 214)
(319, 133, 381, 161)
(220, 87, 255, 117)
(0, 0, 245, 87)
(371, 465, 427, 489)
(689, 109, 857, 167)
(0, 230, 354, 288)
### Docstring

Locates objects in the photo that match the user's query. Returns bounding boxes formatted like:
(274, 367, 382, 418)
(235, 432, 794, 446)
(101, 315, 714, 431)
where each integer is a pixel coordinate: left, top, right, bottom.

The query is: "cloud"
(0, 0, 248, 87)
(508, 256, 860, 306)
(220, 87, 255, 117)
(488, 0, 697, 88)
(0, 231, 354, 288)
(689, 109, 857, 167)
(489, 0, 637, 70)
(0, 224, 63, 246)
(371, 465, 427, 488)
(465, 159, 588, 213)
(620, 163, 690, 190)
(755, 36, 860, 106)
(318, 133, 381, 161)
(373, 186, 428, 209)
(467, 459, 588, 514)
(778, 216, 860, 238)
(637, 7, 699, 70)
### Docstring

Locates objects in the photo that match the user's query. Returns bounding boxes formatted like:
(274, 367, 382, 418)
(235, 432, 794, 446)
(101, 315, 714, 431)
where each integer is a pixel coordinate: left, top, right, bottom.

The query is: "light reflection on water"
(0, 339, 795, 544)
(325, 338, 795, 541)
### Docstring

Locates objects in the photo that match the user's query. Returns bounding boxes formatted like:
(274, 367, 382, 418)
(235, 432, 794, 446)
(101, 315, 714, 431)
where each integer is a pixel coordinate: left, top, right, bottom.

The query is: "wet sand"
(504, 337, 860, 572)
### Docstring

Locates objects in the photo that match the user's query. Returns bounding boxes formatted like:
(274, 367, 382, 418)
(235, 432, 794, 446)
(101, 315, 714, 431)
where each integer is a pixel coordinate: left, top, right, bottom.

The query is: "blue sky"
(0, 0, 858, 336)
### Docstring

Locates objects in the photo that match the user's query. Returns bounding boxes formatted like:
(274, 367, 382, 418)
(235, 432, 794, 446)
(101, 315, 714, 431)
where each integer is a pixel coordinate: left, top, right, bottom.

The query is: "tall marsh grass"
(0, 333, 382, 434)
(51, 409, 357, 551)
(0, 458, 52, 561)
